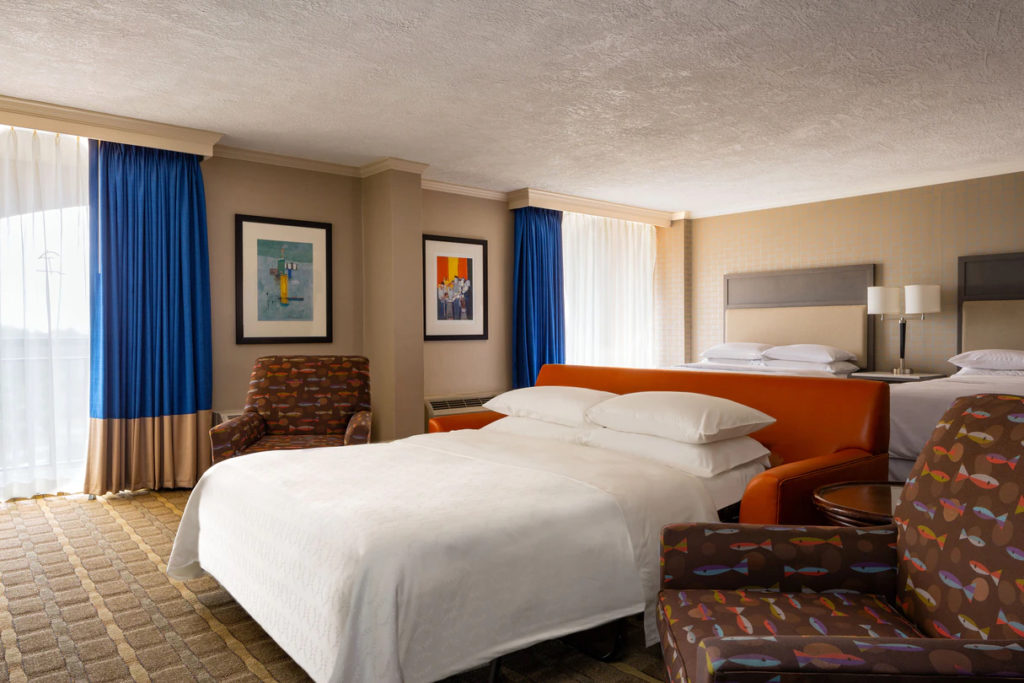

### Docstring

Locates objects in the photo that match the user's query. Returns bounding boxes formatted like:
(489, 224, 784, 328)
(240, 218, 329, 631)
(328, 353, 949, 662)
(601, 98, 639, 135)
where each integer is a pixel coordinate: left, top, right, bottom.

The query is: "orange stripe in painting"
(436, 256, 446, 284)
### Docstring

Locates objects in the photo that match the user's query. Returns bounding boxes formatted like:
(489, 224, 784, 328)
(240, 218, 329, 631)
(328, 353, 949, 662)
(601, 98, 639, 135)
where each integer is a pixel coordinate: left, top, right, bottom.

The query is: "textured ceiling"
(2, 0, 1023, 216)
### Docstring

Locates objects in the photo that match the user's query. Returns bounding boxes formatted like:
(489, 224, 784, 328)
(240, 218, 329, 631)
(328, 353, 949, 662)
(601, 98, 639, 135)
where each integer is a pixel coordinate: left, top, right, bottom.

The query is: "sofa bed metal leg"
(593, 617, 628, 662)
(487, 656, 502, 682)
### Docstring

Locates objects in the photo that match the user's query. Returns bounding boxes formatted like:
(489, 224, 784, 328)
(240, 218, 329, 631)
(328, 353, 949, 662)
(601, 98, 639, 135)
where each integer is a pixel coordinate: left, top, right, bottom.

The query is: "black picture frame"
(423, 234, 488, 341)
(235, 214, 333, 344)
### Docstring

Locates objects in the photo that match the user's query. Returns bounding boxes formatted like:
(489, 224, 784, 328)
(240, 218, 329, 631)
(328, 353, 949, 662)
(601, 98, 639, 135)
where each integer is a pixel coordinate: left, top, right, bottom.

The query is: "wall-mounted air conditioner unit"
(424, 394, 496, 420)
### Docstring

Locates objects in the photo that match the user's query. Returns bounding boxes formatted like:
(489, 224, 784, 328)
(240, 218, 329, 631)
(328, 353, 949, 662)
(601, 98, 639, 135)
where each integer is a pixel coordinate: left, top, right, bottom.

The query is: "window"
(1, 127, 90, 499)
(562, 212, 657, 368)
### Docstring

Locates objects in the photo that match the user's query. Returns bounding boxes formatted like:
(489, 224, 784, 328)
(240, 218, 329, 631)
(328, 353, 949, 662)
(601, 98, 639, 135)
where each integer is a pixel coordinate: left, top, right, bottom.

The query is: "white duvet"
(167, 429, 717, 682)
(673, 361, 852, 378)
(889, 374, 1024, 479)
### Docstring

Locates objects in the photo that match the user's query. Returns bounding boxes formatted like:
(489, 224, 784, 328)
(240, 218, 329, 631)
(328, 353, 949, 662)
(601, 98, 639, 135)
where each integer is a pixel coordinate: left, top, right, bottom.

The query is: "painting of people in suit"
(435, 256, 473, 321)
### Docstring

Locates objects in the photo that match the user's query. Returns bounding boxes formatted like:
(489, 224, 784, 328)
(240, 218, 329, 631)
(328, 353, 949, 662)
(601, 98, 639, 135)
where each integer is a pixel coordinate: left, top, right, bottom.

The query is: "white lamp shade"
(905, 284, 941, 315)
(867, 286, 900, 315)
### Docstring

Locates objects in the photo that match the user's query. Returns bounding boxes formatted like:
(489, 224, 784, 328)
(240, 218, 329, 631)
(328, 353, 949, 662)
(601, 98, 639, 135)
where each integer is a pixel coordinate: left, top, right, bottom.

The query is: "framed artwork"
(423, 234, 488, 341)
(235, 214, 333, 344)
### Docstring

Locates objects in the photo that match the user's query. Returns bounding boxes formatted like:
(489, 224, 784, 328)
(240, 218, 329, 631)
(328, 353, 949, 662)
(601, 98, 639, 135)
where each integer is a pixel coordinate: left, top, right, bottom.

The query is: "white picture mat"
(424, 238, 486, 337)
(241, 221, 328, 338)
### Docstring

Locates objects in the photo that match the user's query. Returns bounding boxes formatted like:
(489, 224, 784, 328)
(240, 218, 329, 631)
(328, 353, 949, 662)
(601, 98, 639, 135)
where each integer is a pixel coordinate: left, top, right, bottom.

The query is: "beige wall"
(422, 190, 513, 397)
(361, 169, 424, 440)
(656, 218, 690, 367)
(674, 171, 1024, 373)
(201, 157, 363, 410)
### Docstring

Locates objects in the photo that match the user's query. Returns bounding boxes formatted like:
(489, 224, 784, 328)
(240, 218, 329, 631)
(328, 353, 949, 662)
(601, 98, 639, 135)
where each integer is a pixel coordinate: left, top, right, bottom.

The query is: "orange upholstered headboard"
(535, 364, 889, 467)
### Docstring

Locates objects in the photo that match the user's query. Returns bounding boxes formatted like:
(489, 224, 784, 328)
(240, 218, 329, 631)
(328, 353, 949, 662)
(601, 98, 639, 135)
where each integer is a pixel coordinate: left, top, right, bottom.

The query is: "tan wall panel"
(422, 191, 514, 397)
(680, 172, 1024, 374)
(656, 219, 689, 366)
(202, 157, 363, 411)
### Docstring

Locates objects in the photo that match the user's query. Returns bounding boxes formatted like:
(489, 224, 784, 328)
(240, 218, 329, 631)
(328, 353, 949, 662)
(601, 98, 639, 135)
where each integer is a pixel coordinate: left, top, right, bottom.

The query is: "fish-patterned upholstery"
(210, 355, 372, 462)
(658, 393, 1024, 682)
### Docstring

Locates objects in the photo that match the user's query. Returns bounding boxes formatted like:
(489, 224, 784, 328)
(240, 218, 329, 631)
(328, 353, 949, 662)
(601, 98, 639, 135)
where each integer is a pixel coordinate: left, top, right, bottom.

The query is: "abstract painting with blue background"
(257, 239, 313, 321)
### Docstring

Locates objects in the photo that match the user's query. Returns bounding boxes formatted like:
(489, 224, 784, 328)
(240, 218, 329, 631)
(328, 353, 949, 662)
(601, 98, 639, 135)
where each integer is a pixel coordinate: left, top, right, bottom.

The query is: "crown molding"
(0, 95, 222, 156)
(359, 157, 429, 177)
(421, 179, 507, 201)
(671, 210, 689, 221)
(507, 188, 675, 228)
(213, 145, 360, 176)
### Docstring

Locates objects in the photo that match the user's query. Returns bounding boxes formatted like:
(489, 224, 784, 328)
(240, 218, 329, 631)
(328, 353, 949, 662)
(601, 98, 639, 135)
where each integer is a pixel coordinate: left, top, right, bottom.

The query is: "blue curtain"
(85, 141, 213, 494)
(512, 207, 565, 387)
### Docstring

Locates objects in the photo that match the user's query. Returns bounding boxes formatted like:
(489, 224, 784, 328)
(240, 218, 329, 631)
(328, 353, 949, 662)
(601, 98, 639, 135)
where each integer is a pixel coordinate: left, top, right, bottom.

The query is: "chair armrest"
(740, 447, 888, 524)
(696, 635, 1024, 682)
(344, 410, 372, 445)
(427, 410, 504, 433)
(661, 522, 897, 596)
(210, 412, 266, 463)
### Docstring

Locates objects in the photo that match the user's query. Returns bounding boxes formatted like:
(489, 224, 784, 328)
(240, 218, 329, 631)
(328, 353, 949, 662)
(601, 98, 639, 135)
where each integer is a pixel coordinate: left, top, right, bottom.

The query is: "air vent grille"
(424, 394, 496, 418)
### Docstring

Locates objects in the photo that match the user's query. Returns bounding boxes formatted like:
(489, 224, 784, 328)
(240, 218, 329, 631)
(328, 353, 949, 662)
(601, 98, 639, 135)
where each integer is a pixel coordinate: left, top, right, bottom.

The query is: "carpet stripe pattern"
(0, 491, 666, 682)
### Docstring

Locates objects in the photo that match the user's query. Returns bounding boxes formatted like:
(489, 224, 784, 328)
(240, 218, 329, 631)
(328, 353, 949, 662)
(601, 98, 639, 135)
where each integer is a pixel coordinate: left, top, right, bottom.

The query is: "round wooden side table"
(812, 481, 905, 526)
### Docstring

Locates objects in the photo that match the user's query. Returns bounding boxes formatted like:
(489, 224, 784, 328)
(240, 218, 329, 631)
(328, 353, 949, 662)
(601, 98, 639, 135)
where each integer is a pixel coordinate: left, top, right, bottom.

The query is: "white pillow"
(584, 391, 776, 444)
(698, 342, 772, 361)
(483, 386, 616, 427)
(763, 344, 857, 363)
(948, 349, 1024, 371)
(579, 428, 770, 478)
(480, 416, 585, 442)
(763, 359, 860, 375)
(953, 367, 1024, 377)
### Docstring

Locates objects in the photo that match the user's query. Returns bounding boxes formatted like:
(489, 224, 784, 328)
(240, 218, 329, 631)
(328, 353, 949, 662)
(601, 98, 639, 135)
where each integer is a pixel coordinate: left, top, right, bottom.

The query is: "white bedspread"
(673, 361, 849, 377)
(889, 375, 1024, 478)
(167, 429, 717, 683)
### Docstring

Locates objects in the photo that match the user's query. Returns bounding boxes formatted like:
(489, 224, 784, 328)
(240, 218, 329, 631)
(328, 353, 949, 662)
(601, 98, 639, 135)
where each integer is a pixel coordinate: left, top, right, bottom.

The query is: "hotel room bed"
(888, 251, 1024, 479)
(168, 428, 722, 683)
(888, 373, 1024, 479)
(674, 359, 857, 378)
(168, 364, 888, 683)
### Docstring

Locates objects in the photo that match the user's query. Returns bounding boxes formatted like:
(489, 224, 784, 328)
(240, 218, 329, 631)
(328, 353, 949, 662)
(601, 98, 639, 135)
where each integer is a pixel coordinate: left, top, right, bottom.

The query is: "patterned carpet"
(0, 491, 666, 682)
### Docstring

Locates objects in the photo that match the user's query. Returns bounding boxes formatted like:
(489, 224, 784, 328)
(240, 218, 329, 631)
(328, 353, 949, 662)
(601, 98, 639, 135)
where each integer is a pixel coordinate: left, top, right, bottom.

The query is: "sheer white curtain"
(562, 211, 657, 368)
(1, 128, 90, 499)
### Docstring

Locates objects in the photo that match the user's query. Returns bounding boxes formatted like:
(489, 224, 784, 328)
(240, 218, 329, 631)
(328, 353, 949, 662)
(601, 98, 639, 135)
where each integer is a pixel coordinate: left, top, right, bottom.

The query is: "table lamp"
(867, 284, 940, 374)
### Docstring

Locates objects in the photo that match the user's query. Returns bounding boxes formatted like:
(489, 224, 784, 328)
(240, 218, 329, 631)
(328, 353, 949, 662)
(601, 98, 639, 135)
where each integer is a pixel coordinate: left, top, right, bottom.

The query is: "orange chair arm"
(740, 448, 888, 525)
(427, 410, 504, 433)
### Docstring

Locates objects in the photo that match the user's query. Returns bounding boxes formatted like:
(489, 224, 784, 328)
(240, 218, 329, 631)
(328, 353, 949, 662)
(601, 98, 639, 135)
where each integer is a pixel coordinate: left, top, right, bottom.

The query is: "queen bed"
(167, 364, 888, 683)
(887, 251, 1024, 480)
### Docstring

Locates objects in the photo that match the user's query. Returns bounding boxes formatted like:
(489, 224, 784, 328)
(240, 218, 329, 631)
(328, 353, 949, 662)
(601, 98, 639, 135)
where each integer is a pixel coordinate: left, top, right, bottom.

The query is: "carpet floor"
(0, 491, 667, 682)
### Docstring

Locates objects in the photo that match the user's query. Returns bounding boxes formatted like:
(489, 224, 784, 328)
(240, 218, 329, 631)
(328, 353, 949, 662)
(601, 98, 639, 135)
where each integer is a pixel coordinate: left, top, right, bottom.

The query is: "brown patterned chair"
(210, 355, 372, 463)
(657, 393, 1024, 682)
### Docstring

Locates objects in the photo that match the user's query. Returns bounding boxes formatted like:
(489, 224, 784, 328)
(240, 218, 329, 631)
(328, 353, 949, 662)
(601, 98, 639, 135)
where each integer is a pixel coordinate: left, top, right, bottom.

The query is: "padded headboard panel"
(725, 305, 868, 367)
(723, 264, 875, 369)
(958, 252, 1024, 353)
(962, 301, 1024, 352)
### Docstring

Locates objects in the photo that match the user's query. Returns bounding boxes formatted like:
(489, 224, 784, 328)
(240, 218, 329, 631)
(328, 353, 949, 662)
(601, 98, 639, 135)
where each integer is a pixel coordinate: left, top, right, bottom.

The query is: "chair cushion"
(657, 589, 923, 683)
(240, 434, 348, 454)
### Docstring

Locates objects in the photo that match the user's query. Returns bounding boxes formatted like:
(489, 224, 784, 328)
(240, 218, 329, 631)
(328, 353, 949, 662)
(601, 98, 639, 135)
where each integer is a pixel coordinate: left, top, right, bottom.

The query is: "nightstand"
(813, 481, 905, 526)
(851, 371, 945, 383)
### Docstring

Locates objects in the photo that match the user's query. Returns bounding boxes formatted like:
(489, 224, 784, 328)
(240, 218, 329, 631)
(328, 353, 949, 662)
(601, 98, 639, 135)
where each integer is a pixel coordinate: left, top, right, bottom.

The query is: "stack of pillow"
(480, 385, 775, 479)
(948, 349, 1024, 376)
(699, 342, 860, 376)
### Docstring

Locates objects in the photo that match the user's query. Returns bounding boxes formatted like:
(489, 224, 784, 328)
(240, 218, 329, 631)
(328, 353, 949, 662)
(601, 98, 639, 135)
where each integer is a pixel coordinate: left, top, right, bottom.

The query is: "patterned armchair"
(657, 393, 1024, 682)
(210, 355, 372, 463)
